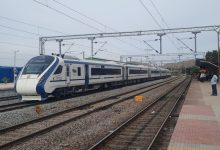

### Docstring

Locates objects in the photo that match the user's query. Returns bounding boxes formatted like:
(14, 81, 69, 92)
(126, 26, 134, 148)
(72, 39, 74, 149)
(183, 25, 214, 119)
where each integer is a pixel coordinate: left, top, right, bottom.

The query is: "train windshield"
(22, 55, 55, 75)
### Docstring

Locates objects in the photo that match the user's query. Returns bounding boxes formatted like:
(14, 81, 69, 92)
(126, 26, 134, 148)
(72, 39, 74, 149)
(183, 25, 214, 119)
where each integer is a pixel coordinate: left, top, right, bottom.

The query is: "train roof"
(62, 57, 124, 67)
(51, 55, 170, 71)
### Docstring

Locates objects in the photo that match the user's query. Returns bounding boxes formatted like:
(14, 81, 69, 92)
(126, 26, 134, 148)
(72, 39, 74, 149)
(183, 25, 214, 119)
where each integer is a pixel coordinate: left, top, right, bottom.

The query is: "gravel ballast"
(8, 77, 184, 150)
(0, 78, 173, 130)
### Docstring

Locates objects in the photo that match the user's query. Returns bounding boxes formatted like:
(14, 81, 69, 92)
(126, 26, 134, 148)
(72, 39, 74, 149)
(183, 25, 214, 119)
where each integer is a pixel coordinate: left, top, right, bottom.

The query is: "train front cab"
(16, 55, 58, 101)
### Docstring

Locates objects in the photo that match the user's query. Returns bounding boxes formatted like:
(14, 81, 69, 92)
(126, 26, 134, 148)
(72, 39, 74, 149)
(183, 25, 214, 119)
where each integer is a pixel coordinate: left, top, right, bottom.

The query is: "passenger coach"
(16, 55, 170, 101)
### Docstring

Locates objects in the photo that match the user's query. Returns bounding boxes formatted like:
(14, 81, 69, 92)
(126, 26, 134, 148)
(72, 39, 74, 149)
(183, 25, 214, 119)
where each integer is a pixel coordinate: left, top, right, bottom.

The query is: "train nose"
(16, 75, 39, 95)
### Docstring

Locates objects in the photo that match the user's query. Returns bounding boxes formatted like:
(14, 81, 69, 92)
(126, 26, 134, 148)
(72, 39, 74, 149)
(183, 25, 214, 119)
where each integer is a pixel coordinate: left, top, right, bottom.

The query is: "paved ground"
(168, 80, 220, 150)
(0, 83, 14, 90)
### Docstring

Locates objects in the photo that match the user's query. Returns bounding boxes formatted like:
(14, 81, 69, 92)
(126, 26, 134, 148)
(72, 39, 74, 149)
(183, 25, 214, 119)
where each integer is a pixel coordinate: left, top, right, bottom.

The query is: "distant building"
(0, 66, 22, 83)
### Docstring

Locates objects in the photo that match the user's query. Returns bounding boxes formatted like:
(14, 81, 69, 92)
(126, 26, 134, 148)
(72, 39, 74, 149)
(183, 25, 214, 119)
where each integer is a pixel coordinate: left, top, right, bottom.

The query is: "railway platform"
(168, 79, 220, 150)
(0, 83, 14, 90)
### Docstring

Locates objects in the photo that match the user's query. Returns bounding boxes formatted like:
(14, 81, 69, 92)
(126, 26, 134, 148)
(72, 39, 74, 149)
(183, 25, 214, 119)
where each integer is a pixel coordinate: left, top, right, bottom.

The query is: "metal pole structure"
(178, 54, 182, 62)
(39, 37, 42, 55)
(217, 31, 220, 67)
(39, 37, 45, 55)
(120, 56, 123, 62)
(88, 37, 95, 59)
(128, 57, 132, 62)
(192, 31, 201, 58)
(56, 39, 63, 56)
(13, 50, 19, 84)
(157, 33, 166, 54)
(82, 51, 85, 59)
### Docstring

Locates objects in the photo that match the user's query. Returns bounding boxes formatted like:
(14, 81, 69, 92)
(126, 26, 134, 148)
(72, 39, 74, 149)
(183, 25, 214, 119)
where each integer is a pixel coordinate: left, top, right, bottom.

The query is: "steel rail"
(0, 77, 180, 149)
(88, 77, 190, 150)
(0, 101, 40, 112)
(0, 96, 18, 102)
(0, 77, 177, 133)
(147, 77, 191, 149)
(0, 78, 174, 112)
(0, 77, 175, 113)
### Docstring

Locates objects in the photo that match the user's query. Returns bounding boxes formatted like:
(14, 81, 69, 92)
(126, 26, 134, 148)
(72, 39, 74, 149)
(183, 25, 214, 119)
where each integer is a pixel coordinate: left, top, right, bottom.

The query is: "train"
(16, 55, 171, 101)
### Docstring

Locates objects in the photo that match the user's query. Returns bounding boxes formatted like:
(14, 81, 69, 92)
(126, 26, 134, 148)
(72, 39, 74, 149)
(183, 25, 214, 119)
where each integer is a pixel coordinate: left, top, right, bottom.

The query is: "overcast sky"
(0, 0, 219, 67)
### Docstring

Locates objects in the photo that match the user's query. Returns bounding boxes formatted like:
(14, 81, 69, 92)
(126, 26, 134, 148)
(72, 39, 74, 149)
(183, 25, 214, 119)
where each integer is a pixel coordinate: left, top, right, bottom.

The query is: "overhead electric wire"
(139, 0, 163, 29)
(0, 15, 65, 35)
(33, 0, 144, 51)
(143, 40, 159, 53)
(0, 32, 38, 40)
(47, 0, 143, 51)
(0, 41, 38, 49)
(52, 0, 114, 31)
(148, 0, 180, 50)
(33, 0, 102, 32)
(139, 0, 179, 50)
(176, 38, 194, 52)
(148, 0, 170, 29)
(0, 24, 41, 36)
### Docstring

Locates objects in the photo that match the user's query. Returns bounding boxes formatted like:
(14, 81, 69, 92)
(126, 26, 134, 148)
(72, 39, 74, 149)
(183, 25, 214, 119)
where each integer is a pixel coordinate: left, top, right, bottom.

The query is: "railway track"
(0, 96, 18, 102)
(89, 77, 191, 150)
(0, 77, 182, 149)
(0, 101, 40, 112)
(0, 78, 176, 113)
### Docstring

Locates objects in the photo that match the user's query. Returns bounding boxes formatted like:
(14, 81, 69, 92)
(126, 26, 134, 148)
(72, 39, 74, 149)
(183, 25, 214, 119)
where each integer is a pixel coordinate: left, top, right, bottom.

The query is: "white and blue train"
(16, 55, 171, 101)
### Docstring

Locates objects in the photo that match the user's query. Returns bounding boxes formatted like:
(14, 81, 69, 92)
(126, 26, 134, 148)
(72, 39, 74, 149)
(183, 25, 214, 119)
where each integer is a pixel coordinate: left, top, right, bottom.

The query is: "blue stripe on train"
(36, 57, 59, 100)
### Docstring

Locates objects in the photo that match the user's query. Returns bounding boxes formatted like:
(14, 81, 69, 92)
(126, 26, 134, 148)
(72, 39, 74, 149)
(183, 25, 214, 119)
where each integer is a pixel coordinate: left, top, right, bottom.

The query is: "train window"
(152, 70, 159, 73)
(54, 65, 63, 74)
(129, 69, 148, 74)
(22, 55, 54, 75)
(78, 67, 81, 76)
(91, 68, 121, 75)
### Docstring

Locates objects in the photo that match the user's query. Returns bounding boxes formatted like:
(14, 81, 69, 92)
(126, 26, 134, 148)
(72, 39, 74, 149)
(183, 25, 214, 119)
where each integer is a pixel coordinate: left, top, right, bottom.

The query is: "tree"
(205, 50, 219, 65)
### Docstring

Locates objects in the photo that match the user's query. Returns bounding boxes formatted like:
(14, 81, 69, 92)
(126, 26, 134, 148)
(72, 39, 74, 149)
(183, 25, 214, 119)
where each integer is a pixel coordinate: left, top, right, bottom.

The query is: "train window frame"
(129, 69, 148, 74)
(54, 65, 63, 75)
(22, 55, 55, 75)
(91, 67, 121, 75)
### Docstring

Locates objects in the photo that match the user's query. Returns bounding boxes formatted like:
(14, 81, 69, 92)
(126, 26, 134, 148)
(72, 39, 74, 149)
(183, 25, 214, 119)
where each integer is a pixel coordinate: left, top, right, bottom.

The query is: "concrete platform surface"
(0, 83, 14, 90)
(168, 80, 220, 150)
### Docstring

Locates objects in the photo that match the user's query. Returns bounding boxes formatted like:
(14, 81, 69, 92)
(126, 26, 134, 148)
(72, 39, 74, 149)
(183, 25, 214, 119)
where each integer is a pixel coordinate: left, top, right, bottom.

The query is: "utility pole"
(56, 39, 63, 56)
(39, 37, 44, 55)
(120, 56, 123, 62)
(157, 33, 166, 54)
(88, 37, 96, 59)
(192, 31, 201, 58)
(128, 57, 132, 62)
(14, 50, 19, 84)
(178, 54, 182, 62)
(82, 51, 85, 59)
(217, 30, 220, 67)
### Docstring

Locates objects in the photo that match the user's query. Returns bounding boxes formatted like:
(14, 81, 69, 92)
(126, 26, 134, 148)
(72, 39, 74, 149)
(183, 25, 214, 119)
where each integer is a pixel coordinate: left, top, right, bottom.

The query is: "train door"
(124, 66, 128, 84)
(148, 68, 151, 77)
(66, 65, 70, 84)
(85, 64, 89, 88)
(122, 67, 125, 81)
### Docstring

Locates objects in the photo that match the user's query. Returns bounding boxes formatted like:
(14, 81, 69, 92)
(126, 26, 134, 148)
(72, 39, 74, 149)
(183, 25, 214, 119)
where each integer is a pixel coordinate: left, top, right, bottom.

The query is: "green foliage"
(205, 50, 219, 65)
(186, 66, 200, 75)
